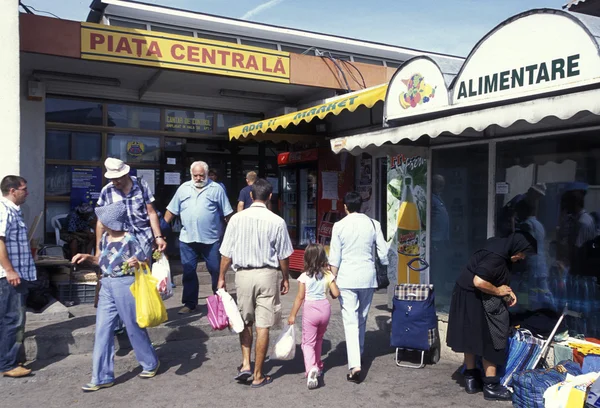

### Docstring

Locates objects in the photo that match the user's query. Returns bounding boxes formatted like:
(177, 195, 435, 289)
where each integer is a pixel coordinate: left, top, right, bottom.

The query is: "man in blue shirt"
(165, 161, 234, 314)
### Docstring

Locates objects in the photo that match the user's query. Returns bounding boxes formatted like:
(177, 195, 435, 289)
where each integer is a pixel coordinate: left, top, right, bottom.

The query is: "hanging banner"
(387, 154, 428, 286)
(70, 167, 102, 208)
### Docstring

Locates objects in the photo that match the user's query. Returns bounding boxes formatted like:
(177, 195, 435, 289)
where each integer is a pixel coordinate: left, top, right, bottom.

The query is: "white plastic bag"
(216, 288, 245, 334)
(152, 253, 173, 300)
(271, 324, 296, 361)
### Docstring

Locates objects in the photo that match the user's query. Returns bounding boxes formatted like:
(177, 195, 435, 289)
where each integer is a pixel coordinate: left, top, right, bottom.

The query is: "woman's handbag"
(369, 218, 389, 289)
(130, 262, 168, 328)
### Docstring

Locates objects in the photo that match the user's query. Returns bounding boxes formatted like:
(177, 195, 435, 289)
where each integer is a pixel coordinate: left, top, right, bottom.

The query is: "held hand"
(6, 270, 20, 287)
(287, 315, 295, 326)
(497, 285, 513, 297)
(155, 237, 167, 252)
(127, 256, 139, 268)
(508, 292, 518, 307)
(280, 279, 289, 295)
(217, 278, 226, 291)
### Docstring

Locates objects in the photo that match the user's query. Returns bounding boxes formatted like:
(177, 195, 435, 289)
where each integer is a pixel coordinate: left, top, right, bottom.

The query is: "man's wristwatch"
(155, 235, 166, 241)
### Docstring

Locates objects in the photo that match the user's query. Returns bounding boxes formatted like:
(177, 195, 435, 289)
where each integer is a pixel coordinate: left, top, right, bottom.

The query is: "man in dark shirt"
(237, 171, 257, 212)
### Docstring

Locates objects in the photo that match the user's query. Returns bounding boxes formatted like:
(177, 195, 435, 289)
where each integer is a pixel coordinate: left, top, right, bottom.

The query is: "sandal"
(234, 365, 252, 382)
(251, 375, 273, 388)
(347, 370, 361, 383)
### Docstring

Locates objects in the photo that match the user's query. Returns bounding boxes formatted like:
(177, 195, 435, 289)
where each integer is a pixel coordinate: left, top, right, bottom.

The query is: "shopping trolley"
(391, 258, 440, 369)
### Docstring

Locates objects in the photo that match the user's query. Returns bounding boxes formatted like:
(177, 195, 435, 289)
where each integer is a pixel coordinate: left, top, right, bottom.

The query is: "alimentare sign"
(456, 54, 581, 100)
(81, 23, 290, 83)
(450, 12, 600, 106)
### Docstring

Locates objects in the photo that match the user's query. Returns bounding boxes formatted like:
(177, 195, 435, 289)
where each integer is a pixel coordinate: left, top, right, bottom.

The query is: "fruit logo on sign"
(399, 73, 436, 109)
(126, 141, 145, 157)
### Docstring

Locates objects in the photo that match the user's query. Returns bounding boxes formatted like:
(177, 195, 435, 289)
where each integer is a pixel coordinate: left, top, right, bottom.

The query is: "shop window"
(46, 98, 103, 126)
(353, 56, 384, 66)
(110, 18, 147, 30)
(196, 32, 237, 43)
(150, 25, 193, 37)
(164, 109, 214, 134)
(430, 145, 489, 313)
(495, 134, 600, 336)
(280, 45, 311, 54)
(107, 104, 161, 130)
(45, 201, 71, 243)
(45, 165, 71, 197)
(107, 134, 160, 163)
(46, 131, 102, 161)
(240, 39, 278, 50)
(216, 112, 262, 134)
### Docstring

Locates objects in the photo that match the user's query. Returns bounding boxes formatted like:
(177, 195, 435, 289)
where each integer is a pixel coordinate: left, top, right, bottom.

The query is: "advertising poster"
(387, 154, 428, 290)
(358, 153, 374, 218)
(70, 167, 102, 208)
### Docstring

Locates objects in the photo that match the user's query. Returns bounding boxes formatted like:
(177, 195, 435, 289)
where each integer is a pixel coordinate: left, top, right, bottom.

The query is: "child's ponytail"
(303, 243, 329, 279)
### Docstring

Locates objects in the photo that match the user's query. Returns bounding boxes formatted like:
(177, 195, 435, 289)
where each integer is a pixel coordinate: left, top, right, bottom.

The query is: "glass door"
(280, 168, 298, 246)
(299, 167, 318, 246)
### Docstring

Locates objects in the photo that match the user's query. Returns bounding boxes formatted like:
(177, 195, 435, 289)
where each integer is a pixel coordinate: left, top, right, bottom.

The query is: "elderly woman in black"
(446, 231, 536, 401)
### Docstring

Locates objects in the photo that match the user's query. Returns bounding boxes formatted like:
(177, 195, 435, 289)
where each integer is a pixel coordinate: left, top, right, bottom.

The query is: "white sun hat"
(104, 157, 130, 179)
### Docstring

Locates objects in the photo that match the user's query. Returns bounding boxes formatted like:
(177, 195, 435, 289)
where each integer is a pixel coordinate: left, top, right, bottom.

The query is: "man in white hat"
(96, 158, 166, 259)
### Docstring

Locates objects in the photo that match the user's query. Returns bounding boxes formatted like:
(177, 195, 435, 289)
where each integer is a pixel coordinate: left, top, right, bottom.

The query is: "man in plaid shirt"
(96, 158, 166, 259)
(0, 175, 36, 378)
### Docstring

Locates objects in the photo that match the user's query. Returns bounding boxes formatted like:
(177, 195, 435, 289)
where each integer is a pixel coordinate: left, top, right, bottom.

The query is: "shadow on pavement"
(155, 327, 209, 376)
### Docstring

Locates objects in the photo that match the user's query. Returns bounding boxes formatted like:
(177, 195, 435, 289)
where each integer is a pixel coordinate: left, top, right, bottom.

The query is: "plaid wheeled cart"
(391, 258, 440, 368)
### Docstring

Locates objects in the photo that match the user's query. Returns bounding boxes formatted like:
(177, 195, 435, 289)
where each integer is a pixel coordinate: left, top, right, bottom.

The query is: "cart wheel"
(430, 345, 440, 364)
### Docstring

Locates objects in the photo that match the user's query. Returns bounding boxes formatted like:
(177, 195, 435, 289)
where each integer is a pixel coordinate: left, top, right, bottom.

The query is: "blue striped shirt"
(0, 198, 36, 281)
(220, 203, 293, 271)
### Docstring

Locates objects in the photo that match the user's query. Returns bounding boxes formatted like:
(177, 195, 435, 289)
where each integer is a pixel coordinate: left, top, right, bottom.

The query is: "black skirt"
(446, 283, 508, 366)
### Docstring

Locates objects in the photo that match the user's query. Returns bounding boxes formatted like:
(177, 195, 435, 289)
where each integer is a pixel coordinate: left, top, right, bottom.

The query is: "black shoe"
(464, 374, 482, 394)
(483, 383, 512, 401)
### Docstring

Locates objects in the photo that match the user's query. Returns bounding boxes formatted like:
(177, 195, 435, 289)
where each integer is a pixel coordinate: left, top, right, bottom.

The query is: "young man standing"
(237, 171, 257, 212)
(0, 176, 36, 378)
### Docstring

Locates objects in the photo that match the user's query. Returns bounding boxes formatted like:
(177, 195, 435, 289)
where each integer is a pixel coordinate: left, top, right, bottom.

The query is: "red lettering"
(147, 41, 162, 58)
(202, 48, 215, 65)
(115, 37, 133, 54)
(217, 50, 230, 65)
(130, 38, 147, 57)
(171, 44, 185, 60)
(262, 57, 273, 73)
(90, 33, 105, 50)
(188, 46, 200, 62)
(273, 58, 286, 75)
(107, 35, 114, 52)
(232, 52, 244, 68)
(246, 55, 258, 70)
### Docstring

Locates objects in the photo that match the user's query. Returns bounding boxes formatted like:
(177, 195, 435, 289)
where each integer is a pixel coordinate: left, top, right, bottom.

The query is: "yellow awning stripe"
(228, 83, 388, 140)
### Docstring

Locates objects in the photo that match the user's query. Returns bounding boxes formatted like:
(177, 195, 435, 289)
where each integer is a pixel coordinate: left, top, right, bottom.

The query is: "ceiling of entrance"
(21, 53, 338, 114)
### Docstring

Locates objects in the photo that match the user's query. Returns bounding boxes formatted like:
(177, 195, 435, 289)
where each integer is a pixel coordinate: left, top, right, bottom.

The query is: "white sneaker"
(307, 367, 319, 390)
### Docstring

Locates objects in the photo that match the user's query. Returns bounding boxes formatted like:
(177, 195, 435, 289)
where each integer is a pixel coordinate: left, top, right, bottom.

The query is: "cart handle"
(407, 257, 429, 272)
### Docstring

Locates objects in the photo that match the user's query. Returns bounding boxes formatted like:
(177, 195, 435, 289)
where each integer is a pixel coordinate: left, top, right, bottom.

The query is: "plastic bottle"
(396, 176, 421, 284)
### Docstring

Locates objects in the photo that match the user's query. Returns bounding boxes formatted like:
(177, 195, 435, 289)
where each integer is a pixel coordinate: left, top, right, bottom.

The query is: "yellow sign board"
(81, 23, 290, 83)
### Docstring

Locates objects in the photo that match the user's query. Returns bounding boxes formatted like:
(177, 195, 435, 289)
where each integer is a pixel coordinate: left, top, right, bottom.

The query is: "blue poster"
(71, 167, 102, 208)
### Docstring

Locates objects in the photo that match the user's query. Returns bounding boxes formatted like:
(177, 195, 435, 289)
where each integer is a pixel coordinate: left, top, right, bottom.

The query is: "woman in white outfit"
(328, 192, 389, 383)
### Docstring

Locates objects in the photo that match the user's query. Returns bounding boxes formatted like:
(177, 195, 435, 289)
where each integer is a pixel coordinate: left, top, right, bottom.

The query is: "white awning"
(331, 87, 600, 154)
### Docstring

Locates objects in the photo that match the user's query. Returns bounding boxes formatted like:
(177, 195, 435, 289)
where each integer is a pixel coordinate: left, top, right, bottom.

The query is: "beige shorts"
(235, 268, 278, 328)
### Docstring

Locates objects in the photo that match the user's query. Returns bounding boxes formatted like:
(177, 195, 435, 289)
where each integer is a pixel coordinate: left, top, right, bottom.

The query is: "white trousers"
(339, 288, 375, 370)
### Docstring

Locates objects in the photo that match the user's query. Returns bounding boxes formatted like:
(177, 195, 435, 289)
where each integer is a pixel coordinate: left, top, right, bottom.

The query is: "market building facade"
(14, 0, 461, 251)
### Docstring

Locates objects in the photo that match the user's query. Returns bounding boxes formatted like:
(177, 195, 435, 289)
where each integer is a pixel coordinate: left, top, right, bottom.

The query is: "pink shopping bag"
(206, 294, 229, 330)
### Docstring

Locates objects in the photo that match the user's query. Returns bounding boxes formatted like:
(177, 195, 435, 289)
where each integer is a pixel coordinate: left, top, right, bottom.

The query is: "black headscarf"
(469, 231, 537, 287)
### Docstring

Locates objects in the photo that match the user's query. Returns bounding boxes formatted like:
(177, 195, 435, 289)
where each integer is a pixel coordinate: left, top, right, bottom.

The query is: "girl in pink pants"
(288, 244, 340, 390)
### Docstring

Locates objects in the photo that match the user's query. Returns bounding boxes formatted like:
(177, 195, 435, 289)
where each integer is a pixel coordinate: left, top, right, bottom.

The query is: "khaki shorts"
(235, 268, 278, 328)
